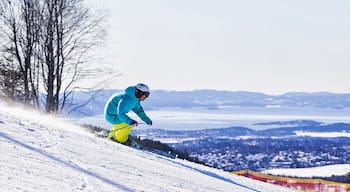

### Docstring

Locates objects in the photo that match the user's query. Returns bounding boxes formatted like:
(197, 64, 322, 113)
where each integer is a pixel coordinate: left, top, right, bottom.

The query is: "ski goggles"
(141, 91, 150, 98)
(136, 89, 150, 98)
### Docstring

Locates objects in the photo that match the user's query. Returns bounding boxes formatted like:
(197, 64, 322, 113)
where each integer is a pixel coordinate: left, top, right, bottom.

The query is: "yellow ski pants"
(108, 123, 133, 143)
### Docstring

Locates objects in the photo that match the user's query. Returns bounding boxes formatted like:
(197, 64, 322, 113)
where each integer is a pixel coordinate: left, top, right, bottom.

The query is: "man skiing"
(104, 83, 152, 144)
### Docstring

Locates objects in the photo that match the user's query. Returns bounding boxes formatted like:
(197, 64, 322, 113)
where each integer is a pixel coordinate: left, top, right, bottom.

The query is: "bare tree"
(0, 0, 108, 113)
(0, 0, 41, 107)
(39, 0, 107, 113)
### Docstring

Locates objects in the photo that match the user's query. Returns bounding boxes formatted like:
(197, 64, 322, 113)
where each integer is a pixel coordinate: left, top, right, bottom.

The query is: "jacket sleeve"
(116, 97, 135, 125)
(132, 103, 152, 124)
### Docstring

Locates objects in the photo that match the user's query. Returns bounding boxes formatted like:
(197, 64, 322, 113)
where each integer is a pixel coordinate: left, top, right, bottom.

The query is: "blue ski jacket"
(104, 86, 152, 125)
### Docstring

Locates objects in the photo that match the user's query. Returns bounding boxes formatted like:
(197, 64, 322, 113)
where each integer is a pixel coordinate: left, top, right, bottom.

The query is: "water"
(72, 106, 350, 131)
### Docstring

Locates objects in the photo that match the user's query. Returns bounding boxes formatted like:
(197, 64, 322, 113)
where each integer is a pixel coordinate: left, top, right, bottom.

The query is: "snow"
(0, 104, 296, 192)
(295, 131, 350, 138)
(262, 164, 350, 178)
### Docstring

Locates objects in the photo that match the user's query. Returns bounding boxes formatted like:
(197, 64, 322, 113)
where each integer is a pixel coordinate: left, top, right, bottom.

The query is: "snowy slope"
(262, 164, 350, 178)
(0, 104, 297, 192)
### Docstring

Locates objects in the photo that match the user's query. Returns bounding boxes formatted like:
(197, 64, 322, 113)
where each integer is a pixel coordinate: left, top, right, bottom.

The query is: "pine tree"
(347, 172, 350, 183)
(0, 60, 23, 101)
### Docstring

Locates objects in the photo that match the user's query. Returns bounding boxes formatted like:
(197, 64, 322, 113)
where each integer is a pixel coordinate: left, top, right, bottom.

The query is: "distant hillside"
(65, 89, 350, 117)
(132, 121, 350, 171)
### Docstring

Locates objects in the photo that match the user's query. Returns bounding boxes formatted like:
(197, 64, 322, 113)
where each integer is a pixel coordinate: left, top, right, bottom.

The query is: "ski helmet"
(135, 83, 150, 98)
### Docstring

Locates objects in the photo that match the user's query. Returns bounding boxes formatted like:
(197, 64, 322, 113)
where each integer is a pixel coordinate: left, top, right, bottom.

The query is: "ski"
(95, 130, 109, 138)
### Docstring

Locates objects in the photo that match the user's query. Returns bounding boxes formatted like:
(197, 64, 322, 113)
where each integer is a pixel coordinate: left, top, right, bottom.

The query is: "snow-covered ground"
(294, 131, 350, 138)
(0, 104, 297, 192)
(262, 164, 350, 178)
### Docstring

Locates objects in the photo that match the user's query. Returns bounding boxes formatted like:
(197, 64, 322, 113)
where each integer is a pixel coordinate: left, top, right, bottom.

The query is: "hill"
(0, 103, 296, 192)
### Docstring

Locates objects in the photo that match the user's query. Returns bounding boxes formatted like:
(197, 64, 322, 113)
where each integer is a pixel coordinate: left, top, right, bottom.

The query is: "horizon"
(95, 87, 350, 96)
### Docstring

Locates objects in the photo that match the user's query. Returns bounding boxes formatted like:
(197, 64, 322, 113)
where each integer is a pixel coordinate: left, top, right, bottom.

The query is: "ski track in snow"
(0, 105, 297, 192)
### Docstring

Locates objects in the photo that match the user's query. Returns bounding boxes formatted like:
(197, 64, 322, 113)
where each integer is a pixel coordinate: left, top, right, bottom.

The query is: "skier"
(104, 83, 152, 144)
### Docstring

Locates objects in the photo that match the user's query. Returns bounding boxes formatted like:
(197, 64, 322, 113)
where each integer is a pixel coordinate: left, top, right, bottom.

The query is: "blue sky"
(90, 0, 350, 95)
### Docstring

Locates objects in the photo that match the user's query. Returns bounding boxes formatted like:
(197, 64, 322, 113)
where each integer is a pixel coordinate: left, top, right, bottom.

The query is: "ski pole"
(108, 121, 150, 135)
(108, 125, 132, 134)
(108, 122, 146, 134)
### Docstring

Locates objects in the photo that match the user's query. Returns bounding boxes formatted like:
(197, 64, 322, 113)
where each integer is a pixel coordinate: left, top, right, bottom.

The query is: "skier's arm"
(132, 103, 152, 125)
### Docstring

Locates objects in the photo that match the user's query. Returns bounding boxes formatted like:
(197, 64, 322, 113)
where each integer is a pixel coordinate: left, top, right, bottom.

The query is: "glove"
(147, 120, 152, 126)
(130, 120, 138, 126)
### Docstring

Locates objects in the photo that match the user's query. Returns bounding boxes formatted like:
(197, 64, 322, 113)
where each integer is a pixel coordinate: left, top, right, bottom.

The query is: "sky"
(90, 0, 350, 95)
